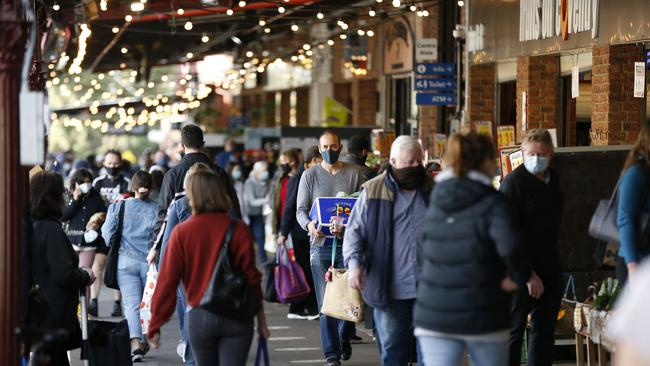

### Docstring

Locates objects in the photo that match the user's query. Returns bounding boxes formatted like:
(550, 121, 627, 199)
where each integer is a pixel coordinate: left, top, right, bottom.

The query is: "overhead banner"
(323, 97, 350, 127)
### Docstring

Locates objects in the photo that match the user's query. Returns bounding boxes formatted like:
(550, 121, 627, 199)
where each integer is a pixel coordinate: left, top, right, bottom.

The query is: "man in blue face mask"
(296, 130, 368, 366)
(500, 128, 564, 366)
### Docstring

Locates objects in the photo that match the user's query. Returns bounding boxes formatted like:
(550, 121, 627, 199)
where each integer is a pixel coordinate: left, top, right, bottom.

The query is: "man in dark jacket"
(92, 149, 131, 203)
(278, 146, 322, 319)
(340, 134, 375, 180)
(150, 124, 241, 257)
(501, 128, 564, 366)
(343, 136, 433, 366)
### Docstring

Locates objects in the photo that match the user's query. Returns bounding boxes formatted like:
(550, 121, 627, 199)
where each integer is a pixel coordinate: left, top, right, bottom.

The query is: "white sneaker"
(287, 313, 309, 320)
(177, 342, 187, 362)
(307, 314, 320, 321)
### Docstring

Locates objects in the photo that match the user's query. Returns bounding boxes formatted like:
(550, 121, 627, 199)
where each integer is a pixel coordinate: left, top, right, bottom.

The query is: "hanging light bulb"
(458, 0, 465, 6)
(121, 47, 128, 54)
(357, 29, 365, 36)
(124, 14, 133, 22)
(177, 8, 184, 15)
(264, 27, 271, 33)
(202, 35, 209, 42)
(259, 18, 266, 26)
(367, 30, 375, 37)
(392, 0, 401, 7)
(52, 3, 60, 10)
(327, 39, 335, 46)
(130, 2, 144, 12)
(410, 4, 417, 11)
(238, 0, 246, 6)
(278, 6, 285, 13)
(339, 34, 347, 40)
(422, 9, 429, 16)
(317, 11, 324, 20)
(302, 44, 311, 50)
(184, 21, 193, 30)
(369, 9, 376, 17)
(291, 24, 299, 32)
(186, 52, 194, 58)
(246, 51, 254, 57)
(112, 26, 119, 33)
(226, 8, 234, 15)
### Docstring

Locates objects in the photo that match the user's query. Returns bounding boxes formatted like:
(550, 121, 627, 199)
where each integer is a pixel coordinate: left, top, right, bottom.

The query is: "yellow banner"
(323, 97, 349, 127)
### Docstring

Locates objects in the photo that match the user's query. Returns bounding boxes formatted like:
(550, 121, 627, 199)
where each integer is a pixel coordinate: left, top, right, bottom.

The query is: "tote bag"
(320, 238, 364, 323)
(274, 242, 310, 304)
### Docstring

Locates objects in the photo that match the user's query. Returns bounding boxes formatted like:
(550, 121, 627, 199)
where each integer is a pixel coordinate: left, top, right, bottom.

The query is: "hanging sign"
(415, 78, 456, 91)
(416, 93, 457, 106)
(571, 65, 579, 99)
(415, 63, 455, 76)
(415, 39, 438, 62)
(634, 62, 645, 98)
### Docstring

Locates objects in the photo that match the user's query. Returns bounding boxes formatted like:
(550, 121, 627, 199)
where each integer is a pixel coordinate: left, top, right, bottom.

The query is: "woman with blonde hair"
(415, 133, 532, 366)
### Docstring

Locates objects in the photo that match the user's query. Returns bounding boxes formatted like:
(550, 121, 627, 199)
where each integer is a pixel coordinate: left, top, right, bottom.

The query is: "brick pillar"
(296, 87, 310, 126)
(516, 55, 559, 142)
(351, 79, 377, 126)
(417, 3, 440, 144)
(591, 44, 644, 146)
(469, 63, 496, 123)
(280, 90, 290, 125)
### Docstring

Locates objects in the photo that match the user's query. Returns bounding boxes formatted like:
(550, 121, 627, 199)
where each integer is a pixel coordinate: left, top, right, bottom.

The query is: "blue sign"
(228, 116, 249, 128)
(416, 93, 457, 106)
(415, 63, 456, 75)
(415, 78, 456, 91)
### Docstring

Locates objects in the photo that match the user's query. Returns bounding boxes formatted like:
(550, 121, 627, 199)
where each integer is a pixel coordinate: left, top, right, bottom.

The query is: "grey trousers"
(187, 307, 254, 366)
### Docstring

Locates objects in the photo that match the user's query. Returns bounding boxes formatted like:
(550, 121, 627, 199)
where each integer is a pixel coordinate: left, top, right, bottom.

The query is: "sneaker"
(350, 334, 363, 344)
(140, 343, 150, 356)
(131, 348, 145, 363)
(307, 314, 320, 321)
(177, 342, 187, 362)
(111, 301, 122, 317)
(325, 359, 341, 366)
(341, 340, 352, 361)
(287, 312, 309, 320)
(88, 299, 98, 317)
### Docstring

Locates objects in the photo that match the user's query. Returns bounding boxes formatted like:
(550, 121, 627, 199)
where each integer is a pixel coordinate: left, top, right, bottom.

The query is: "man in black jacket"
(501, 129, 564, 366)
(149, 124, 241, 260)
(340, 134, 375, 180)
(278, 146, 322, 319)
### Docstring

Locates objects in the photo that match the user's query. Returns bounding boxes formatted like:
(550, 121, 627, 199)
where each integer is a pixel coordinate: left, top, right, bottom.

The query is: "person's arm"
(280, 175, 300, 237)
(159, 201, 180, 264)
(101, 202, 119, 245)
(152, 171, 175, 249)
(62, 198, 81, 221)
(231, 222, 263, 298)
(149, 228, 185, 336)
(499, 173, 524, 220)
(343, 190, 368, 269)
(296, 173, 312, 231)
(617, 166, 646, 266)
(46, 227, 91, 287)
(489, 197, 532, 288)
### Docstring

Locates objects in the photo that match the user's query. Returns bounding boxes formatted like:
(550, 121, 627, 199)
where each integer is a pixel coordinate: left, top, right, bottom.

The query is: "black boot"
(88, 298, 98, 317)
(111, 300, 123, 317)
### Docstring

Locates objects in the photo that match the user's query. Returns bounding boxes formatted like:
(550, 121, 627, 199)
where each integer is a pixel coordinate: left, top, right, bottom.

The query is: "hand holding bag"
(274, 242, 311, 304)
(104, 201, 126, 289)
(320, 238, 364, 323)
(199, 219, 261, 319)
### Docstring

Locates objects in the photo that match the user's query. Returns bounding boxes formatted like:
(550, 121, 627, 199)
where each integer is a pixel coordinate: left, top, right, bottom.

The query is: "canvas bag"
(274, 242, 310, 304)
(320, 238, 364, 323)
(139, 265, 157, 334)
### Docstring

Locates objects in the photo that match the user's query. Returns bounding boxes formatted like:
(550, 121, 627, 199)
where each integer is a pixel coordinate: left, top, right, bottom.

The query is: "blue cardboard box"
(309, 197, 358, 238)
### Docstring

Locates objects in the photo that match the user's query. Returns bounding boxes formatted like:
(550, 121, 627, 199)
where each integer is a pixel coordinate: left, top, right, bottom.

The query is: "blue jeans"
(176, 286, 195, 365)
(374, 299, 417, 366)
(117, 254, 148, 340)
(248, 215, 267, 263)
(418, 334, 509, 366)
(310, 245, 355, 361)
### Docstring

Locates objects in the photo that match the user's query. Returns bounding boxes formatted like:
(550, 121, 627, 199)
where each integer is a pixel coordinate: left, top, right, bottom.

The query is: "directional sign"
(415, 78, 456, 91)
(415, 63, 455, 76)
(416, 92, 457, 106)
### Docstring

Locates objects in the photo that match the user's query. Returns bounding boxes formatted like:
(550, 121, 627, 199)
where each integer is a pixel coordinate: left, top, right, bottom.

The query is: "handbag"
(139, 265, 158, 334)
(556, 275, 576, 335)
(589, 177, 650, 246)
(320, 238, 364, 323)
(255, 338, 270, 366)
(83, 319, 132, 366)
(274, 242, 311, 304)
(104, 201, 126, 290)
(199, 219, 261, 319)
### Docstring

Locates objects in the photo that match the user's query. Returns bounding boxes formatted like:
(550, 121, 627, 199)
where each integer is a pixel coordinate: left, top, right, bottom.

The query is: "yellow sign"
(497, 126, 516, 148)
(477, 121, 493, 137)
(323, 97, 349, 127)
(434, 134, 447, 159)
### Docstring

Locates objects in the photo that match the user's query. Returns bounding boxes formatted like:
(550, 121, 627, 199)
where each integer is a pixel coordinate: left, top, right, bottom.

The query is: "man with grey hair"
(343, 135, 434, 365)
(501, 128, 564, 366)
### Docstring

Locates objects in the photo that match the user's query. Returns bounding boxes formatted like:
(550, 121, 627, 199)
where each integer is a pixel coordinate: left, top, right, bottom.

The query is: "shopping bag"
(320, 238, 364, 323)
(556, 275, 577, 335)
(139, 265, 158, 335)
(83, 319, 132, 366)
(274, 243, 310, 303)
(255, 338, 270, 366)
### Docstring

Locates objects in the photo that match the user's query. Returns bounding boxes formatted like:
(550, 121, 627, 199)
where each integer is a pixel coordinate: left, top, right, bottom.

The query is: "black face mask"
(280, 164, 291, 175)
(107, 166, 121, 177)
(359, 155, 368, 165)
(391, 166, 426, 191)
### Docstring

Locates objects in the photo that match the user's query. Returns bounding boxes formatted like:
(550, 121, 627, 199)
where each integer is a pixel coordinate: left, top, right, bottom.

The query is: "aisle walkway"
(69, 285, 380, 365)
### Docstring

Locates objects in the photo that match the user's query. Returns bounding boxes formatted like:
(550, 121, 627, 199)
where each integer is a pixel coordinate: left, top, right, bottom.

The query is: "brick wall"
(415, 3, 439, 142)
(469, 63, 496, 123)
(516, 55, 559, 142)
(591, 44, 644, 146)
(351, 79, 377, 126)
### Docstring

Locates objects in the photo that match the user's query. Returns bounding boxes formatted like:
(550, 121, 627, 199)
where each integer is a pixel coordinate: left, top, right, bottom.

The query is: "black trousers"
(187, 308, 254, 366)
(508, 280, 562, 366)
(288, 234, 318, 315)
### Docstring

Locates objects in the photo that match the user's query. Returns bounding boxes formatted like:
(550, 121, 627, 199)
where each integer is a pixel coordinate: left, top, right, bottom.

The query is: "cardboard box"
(309, 197, 358, 238)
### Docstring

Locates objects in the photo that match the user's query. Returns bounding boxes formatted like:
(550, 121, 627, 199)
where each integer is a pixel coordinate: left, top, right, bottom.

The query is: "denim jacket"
(159, 194, 191, 266)
(102, 197, 158, 261)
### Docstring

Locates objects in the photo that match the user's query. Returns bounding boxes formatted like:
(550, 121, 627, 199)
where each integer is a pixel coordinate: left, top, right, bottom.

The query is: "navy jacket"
(414, 176, 531, 335)
(356, 170, 433, 309)
(280, 165, 310, 242)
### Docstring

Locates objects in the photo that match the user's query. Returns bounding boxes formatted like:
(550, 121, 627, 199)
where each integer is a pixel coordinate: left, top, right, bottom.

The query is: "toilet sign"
(415, 38, 438, 62)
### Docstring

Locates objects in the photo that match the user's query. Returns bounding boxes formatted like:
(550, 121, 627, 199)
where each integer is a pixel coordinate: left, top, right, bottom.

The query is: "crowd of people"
(21, 122, 650, 366)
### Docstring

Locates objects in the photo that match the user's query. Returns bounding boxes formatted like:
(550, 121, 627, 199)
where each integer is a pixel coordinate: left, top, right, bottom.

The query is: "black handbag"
(83, 319, 132, 366)
(104, 201, 126, 290)
(199, 219, 261, 319)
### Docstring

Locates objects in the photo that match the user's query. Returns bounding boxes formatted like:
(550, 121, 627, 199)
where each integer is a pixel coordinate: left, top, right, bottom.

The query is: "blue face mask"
(231, 170, 242, 180)
(321, 149, 341, 165)
(524, 156, 550, 175)
(259, 171, 270, 181)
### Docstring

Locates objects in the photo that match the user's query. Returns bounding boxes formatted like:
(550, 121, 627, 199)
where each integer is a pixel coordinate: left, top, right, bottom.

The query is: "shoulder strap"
(117, 199, 126, 236)
(222, 218, 238, 251)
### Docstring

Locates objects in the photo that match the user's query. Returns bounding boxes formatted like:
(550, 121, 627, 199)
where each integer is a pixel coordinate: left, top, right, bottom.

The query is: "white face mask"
(79, 183, 92, 194)
(84, 230, 99, 243)
(524, 156, 550, 175)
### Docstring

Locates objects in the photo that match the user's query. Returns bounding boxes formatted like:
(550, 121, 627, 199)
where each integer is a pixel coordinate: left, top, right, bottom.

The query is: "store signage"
(634, 62, 645, 98)
(416, 93, 457, 106)
(415, 78, 456, 91)
(519, 0, 600, 42)
(467, 24, 485, 52)
(415, 63, 455, 75)
(571, 65, 579, 98)
(415, 39, 438, 62)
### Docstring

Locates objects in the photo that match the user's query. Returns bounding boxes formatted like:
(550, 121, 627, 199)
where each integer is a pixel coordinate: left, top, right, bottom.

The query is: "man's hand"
(307, 220, 325, 238)
(82, 267, 96, 284)
(348, 267, 365, 290)
(329, 217, 345, 238)
(501, 276, 519, 293)
(628, 262, 639, 281)
(147, 331, 161, 349)
(147, 248, 158, 265)
(277, 235, 287, 246)
(527, 271, 545, 299)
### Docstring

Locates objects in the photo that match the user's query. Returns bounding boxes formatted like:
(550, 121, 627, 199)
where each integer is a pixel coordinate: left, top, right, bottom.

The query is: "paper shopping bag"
(139, 265, 158, 334)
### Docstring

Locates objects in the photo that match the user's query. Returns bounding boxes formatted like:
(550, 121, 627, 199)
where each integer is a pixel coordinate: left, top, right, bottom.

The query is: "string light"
(186, 52, 194, 58)
(340, 34, 347, 39)
(52, 3, 60, 10)
(202, 35, 209, 42)
(357, 29, 365, 36)
(458, 0, 464, 6)
(184, 21, 193, 30)
(369, 9, 376, 17)
(327, 39, 334, 46)
(317, 12, 324, 19)
(302, 44, 311, 50)
(130, 2, 144, 11)
(259, 18, 266, 26)
(125, 14, 133, 22)
(177, 8, 184, 15)
(112, 26, 119, 33)
(121, 47, 128, 54)
(291, 24, 299, 31)
(410, 4, 417, 11)
(100, 0, 107, 11)
(367, 30, 375, 37)
(246, 51, 254, 57)
(278, 6, 285, 13)
(264, 27, 271, 33)
(226, 9, 234, 16)
(392, 0, 401, 7)
(238, 0, 246, 6)
(68, 24, 92, 74)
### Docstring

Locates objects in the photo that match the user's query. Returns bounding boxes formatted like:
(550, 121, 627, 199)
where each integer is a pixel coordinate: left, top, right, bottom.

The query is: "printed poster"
(497, 126, 516, 148)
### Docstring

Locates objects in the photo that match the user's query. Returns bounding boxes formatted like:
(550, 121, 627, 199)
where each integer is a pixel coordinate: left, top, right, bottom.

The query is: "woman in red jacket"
(147, 170, 269, 365)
